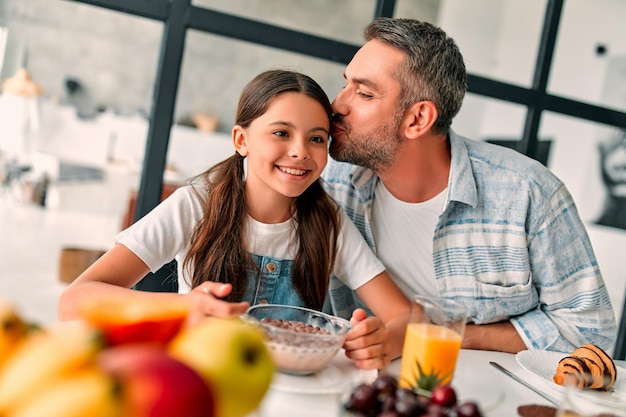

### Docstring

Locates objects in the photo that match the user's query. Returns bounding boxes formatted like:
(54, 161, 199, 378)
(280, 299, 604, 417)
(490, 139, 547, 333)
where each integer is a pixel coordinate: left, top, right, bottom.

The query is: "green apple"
(168, 317, 274, 417)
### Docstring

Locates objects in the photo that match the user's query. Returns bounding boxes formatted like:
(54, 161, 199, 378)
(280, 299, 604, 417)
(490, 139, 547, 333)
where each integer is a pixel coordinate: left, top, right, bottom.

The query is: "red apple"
(98, 344, 214, 417)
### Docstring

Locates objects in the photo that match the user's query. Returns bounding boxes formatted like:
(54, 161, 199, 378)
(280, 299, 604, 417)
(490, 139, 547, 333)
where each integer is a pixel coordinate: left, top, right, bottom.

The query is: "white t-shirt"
(370, 181, 447, 298)
(116, 185, 385, 294)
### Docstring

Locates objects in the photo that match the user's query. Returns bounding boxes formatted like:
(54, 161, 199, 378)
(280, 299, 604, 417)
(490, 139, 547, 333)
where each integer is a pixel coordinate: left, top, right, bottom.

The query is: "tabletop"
(250, 349, 561, 417)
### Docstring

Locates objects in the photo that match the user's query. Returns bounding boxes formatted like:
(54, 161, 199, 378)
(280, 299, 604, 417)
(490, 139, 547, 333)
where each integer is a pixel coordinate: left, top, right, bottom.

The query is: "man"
(323, 17, 616, 353)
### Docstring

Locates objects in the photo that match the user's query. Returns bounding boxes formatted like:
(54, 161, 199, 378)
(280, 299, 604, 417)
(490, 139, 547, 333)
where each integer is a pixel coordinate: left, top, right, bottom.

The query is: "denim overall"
(243, 254, 306, 307)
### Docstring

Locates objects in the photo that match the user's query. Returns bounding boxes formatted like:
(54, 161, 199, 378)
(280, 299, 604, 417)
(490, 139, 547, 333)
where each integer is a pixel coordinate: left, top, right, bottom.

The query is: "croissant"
(553, 344, 617, 391)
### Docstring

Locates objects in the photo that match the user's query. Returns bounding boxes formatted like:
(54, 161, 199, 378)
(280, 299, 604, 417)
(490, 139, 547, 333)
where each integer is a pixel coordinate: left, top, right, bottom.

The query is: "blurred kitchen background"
(0, 0, 625, 337)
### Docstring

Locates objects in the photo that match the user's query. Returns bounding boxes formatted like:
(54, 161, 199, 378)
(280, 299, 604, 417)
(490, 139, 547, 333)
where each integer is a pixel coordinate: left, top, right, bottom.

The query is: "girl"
(58, 70, 409, 369)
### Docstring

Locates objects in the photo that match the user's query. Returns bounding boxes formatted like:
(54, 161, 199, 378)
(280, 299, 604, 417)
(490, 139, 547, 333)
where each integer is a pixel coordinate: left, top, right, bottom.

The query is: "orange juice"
(399, 322, 462, 390)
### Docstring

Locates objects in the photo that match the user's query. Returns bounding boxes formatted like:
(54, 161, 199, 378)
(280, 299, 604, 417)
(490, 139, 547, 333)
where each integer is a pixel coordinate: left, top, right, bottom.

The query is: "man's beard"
(329, 113, 402, 172)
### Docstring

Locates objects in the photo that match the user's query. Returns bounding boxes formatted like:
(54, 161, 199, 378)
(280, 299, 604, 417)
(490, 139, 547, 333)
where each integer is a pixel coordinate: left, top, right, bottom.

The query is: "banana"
(0, 321, 105, 413)
(0, 301, 40, 370)
(8, 368, 120, 417)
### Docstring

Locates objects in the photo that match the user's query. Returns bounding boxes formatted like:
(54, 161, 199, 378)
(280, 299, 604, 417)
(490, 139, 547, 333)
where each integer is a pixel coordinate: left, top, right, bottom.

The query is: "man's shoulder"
(457, 134, 562, 189)
(459, 135, 544, 168)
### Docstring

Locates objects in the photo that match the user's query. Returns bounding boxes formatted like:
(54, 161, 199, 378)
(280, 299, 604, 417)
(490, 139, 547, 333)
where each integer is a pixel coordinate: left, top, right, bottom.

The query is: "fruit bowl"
(243, 304, 352, 375)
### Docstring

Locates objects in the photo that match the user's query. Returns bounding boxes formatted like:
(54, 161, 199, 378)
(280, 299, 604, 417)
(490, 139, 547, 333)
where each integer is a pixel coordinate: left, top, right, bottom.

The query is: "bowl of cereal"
(243, 304, 352, 375)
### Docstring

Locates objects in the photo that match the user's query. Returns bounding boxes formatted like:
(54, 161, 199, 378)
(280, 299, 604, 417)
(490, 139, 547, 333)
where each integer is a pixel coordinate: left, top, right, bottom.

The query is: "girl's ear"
(402, 100, 438, 140)
(232, 125, 249, 157)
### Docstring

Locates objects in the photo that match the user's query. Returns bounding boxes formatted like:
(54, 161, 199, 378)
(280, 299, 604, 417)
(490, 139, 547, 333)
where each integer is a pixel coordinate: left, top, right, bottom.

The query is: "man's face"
(329, 40, 405, 171)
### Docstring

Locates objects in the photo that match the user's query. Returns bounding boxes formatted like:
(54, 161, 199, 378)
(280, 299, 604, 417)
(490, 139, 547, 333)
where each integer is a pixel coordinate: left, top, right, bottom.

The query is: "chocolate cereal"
(260, 318, 330, 335)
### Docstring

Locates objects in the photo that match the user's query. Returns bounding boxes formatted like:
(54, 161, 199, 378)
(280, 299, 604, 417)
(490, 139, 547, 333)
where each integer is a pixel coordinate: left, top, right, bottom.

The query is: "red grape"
(342, 376, 483, 417)
(430, 385, 457, 408)
(456, 401, 482, 417)
(345, 383, 379, 413)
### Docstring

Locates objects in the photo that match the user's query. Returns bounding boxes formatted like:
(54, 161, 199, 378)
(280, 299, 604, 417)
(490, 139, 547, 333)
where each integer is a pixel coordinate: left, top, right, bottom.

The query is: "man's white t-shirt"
(115, 185, 385, 294)
(370, 181, 447, 298)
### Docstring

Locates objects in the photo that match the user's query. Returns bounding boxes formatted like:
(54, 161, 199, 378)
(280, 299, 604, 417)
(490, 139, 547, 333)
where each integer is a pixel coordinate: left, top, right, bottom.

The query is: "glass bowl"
(243, 304, 352, 375)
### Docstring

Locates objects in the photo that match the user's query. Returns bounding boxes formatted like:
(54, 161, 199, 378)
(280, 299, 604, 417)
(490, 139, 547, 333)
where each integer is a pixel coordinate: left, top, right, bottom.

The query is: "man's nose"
(331, 89, 348, 115)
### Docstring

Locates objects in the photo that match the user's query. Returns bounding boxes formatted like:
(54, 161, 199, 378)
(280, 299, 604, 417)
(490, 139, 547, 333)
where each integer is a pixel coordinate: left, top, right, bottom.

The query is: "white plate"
(516, 349, 626, 400)
(270, 352, 377, 394)
(270, 362, 349, 394)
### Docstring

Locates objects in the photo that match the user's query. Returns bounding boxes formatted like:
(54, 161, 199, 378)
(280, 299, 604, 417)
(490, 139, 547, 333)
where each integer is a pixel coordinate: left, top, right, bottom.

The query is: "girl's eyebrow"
(311, 126, 330, 135)
(269, 120, 293, 127)
(269, 120, 329, 135)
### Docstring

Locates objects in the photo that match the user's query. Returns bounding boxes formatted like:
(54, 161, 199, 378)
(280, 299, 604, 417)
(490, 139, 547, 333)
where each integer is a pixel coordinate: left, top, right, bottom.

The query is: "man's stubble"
(329, 111, 403, 172)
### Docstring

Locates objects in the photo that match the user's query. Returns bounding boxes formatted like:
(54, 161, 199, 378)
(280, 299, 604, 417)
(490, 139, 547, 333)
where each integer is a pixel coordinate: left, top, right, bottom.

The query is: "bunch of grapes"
(343, 374, 483, 417)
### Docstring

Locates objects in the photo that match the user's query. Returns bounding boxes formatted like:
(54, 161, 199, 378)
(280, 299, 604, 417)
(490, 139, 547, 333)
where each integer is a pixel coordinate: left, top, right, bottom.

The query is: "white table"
(252, 349, 558, 417)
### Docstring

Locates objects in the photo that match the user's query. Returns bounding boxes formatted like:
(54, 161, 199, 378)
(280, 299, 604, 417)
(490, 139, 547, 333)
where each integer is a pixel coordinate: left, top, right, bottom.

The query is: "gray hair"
(364, 17, 467, 134)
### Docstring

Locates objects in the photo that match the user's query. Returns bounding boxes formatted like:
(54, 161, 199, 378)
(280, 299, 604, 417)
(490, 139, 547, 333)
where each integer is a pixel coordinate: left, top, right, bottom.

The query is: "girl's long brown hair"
(183, 70, 339, 310)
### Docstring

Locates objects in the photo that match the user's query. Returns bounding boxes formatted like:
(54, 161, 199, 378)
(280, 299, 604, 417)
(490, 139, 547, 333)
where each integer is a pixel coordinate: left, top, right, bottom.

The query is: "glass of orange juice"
(399, 295, 467, 392)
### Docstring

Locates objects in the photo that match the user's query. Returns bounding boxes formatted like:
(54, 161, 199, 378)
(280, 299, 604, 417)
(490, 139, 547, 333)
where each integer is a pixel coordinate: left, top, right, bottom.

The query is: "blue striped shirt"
(322, 130, 616, 353)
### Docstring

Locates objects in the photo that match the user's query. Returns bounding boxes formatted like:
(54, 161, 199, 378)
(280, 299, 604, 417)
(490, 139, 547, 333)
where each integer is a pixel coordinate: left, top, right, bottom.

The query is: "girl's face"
(233, 92, 330, 220)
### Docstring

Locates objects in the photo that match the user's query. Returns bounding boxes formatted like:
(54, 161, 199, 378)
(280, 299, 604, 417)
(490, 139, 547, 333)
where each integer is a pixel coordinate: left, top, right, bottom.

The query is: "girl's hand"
(342, 308, 391, 370)
(186, 282, 249, 326)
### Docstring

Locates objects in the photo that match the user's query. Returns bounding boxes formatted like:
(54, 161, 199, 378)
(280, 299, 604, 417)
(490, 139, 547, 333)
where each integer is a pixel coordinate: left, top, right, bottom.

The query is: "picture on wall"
(590, 55, 626, 231)
(594, 128, 626, 230)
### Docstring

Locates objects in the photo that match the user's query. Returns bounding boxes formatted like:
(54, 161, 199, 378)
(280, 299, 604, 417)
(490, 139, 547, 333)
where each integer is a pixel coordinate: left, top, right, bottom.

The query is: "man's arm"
(455, 184, 615, 353)
(462, 322, 526, 353)
(518, 185, 616, 352)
